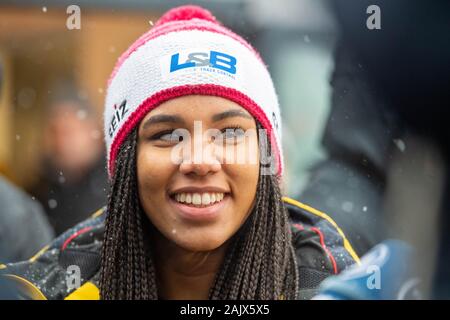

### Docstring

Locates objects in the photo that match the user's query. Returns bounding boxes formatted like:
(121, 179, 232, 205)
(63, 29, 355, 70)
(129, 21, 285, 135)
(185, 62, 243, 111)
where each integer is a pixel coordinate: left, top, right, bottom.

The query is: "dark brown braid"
(100, 123, 299, 299)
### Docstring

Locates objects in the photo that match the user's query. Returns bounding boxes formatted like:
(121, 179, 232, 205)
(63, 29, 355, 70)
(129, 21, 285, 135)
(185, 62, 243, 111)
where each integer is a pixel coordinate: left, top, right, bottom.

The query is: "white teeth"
(173, 192, 226, 206)
(202, 193, 211, 205)
(192, 193, 201, 205)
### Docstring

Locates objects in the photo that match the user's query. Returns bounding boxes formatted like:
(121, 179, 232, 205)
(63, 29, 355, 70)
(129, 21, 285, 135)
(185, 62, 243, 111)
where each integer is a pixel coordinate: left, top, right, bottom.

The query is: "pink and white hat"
(104, 5, 283, 178)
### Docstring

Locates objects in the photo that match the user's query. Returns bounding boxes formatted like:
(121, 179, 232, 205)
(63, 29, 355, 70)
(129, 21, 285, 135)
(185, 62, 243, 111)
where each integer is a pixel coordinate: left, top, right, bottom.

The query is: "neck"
(152, 233, 229, 300)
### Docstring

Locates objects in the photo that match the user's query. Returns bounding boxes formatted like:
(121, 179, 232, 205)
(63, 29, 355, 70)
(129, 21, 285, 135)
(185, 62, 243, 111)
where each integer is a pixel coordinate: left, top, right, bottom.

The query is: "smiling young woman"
(0, 5, 359, 300)
(102, 95, 291, 300)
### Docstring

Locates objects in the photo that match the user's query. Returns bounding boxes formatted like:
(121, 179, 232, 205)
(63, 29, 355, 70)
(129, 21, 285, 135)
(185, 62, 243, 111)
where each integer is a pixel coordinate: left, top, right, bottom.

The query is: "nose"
(179, 138, 222, 176)
(179, 159, 221, 176)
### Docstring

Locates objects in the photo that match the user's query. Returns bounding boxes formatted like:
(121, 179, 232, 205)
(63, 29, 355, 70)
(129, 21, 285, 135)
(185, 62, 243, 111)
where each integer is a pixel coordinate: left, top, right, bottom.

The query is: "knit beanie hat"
(104, 5, 283, 178)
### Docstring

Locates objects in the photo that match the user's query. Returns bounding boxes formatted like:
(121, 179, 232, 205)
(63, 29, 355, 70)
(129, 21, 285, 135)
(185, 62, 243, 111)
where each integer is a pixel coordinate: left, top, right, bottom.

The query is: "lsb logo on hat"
(160, 49, 240, 82)
(170, 50, 236, 74)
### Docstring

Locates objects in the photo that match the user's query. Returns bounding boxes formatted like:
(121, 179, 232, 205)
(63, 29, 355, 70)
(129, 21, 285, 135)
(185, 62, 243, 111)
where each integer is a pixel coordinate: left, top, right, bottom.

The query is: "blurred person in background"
(31, 82, 108, 235)
(0, 176, 54, 263)
(0, 61, 54, 264)
(298, 40, 398, 256)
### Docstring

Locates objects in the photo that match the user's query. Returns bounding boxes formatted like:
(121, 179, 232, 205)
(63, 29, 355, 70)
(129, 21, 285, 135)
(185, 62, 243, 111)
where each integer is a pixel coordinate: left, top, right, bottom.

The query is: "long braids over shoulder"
(99, 122, 299, 299)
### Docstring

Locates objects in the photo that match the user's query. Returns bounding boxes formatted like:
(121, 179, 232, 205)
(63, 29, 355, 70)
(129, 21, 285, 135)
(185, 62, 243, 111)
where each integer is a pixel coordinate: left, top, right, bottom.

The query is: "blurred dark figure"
(0, 177, 54, 262)
(299, 40, 399, 256)
(31, 86, 108, 235)
(0, 63, 54, 264)
(301, 0, 449, 298)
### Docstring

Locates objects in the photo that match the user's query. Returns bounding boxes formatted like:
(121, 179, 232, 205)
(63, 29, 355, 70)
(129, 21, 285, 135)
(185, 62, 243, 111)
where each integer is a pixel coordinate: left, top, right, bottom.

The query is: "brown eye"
(216, 126, 245, 144)
(151, 130, 183, 143)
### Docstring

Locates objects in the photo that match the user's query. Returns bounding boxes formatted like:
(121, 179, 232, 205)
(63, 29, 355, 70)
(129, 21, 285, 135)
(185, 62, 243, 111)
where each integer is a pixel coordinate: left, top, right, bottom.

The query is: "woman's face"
(137, 95, 260, 252)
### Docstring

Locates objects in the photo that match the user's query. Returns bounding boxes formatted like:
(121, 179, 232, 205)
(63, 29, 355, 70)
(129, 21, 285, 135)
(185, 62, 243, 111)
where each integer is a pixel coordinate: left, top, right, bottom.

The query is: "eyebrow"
(142, 114, 185, 130)
(142, 109, 253, 130)
(211, 109, 253, 122)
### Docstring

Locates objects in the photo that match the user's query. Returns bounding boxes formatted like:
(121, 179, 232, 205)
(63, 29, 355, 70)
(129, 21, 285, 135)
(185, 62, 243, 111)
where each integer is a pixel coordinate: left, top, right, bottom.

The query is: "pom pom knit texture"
(154, 5, 218, 26)
(104, 6, 284, 177)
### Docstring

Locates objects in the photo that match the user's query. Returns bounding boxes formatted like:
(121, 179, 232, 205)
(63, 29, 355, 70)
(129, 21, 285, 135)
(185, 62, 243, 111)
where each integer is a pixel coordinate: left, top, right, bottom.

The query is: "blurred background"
(0, 0, 449, 298)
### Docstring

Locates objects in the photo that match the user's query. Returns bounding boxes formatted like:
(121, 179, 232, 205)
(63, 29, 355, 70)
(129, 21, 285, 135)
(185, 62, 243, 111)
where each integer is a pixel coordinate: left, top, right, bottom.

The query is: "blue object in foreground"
(313, 240, 422, 300)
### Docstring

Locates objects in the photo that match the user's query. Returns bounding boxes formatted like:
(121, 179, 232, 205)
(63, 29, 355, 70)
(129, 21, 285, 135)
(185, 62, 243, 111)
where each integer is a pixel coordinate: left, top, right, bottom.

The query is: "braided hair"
(99, 122, 299, 299)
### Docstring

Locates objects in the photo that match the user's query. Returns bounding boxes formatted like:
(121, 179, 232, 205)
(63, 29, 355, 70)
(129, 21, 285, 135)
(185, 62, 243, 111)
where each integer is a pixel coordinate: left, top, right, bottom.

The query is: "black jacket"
(0, 177, 54, 263)
(0, 197, 359, 300)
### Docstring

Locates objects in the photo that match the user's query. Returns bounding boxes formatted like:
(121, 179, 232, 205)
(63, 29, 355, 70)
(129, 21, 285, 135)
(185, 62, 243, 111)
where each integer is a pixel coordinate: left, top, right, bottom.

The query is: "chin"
(171, 231, 229, 252)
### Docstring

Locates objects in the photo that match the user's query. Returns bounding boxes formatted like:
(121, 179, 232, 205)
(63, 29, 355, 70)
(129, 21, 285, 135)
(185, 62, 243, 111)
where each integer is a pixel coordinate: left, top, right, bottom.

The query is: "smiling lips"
(174, 192, 225, 207)
(169, 189, 229, 221)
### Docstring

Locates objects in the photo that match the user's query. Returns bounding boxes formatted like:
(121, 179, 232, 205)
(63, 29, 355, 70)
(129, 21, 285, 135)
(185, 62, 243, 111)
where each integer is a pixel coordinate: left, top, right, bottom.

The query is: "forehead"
(141, 95, 252, 122)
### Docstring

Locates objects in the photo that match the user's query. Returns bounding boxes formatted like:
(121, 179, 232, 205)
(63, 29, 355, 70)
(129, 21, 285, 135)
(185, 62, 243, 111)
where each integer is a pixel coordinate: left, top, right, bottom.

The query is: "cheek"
(232, 136, 260, 182)
(226, 142, 260, 221)
(136, 146, 174, 207)
(233, 163, 259, 206)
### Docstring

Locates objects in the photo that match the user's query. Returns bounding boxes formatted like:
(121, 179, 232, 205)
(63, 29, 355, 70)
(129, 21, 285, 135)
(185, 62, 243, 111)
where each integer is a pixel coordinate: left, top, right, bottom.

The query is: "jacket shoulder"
(0, 208, 105, 300)
(283, 197, 360, 299)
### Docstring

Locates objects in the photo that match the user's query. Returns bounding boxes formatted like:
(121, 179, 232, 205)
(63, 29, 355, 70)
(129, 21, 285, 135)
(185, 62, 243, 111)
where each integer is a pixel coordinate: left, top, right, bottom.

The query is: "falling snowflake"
(48, 199, 58, 209)
(58, 175, 66, 184)
(342, 201, 354, 213)
(393, 139, 406, 152)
